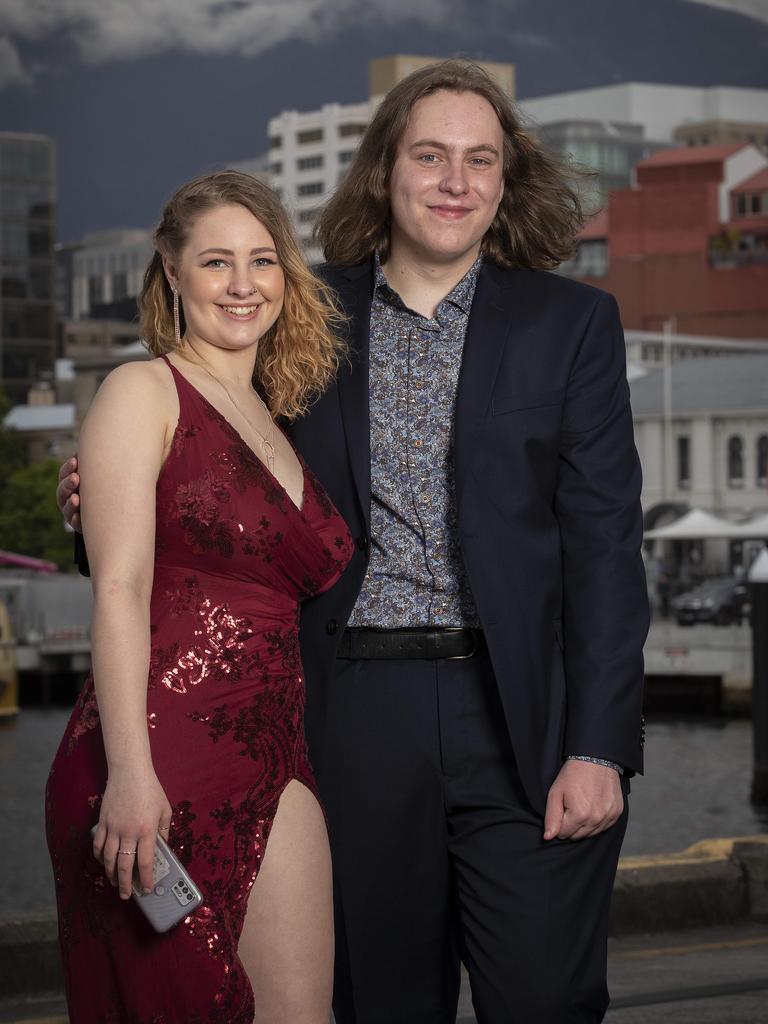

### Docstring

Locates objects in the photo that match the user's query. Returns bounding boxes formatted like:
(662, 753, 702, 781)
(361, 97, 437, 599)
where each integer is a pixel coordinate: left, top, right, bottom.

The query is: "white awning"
(644, 508, 767, 540)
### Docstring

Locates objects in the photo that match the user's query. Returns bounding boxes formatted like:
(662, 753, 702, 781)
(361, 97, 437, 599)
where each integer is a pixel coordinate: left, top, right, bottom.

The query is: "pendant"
(262, 439, 276, 472)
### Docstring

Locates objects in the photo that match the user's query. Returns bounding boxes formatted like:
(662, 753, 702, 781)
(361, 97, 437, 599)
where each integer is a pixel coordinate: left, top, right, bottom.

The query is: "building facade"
(631, 352, 768, 575)
(519, 83, 768, 148)
(568, 142, 768, 338)
(71, 228, 152, 321)
(674, 119, 768, 154)
(0, 132, 57, 405)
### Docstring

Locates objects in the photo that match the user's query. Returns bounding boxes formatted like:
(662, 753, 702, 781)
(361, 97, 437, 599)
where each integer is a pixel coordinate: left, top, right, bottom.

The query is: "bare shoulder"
(87, 357, 177, 420)
(96, 356, 173, 398)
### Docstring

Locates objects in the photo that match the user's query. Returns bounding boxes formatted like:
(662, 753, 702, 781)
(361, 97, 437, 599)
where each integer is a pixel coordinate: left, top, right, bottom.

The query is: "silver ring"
(117, 848, 136, 856)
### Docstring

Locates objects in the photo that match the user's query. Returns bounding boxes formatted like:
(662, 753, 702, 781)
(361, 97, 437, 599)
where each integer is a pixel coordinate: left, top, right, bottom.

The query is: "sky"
(1, 0, 767, 239)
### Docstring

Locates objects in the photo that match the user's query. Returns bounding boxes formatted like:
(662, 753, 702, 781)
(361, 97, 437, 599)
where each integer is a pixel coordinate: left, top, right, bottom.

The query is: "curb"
(1, 835, 766, 1005)
(0, 913, 61, 1002)
(611, 834, 768, 934)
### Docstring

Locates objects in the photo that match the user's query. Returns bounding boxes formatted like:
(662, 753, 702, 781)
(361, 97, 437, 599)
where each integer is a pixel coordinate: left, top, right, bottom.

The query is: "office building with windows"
(0, 132, 56, 404)
(519, 84, 768, 213)
(71, 228, 152, 321)
(565, 142, 768, 338)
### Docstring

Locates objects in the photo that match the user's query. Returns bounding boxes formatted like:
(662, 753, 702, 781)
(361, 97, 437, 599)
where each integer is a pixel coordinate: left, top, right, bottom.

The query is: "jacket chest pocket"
(490, 387, 565, 416)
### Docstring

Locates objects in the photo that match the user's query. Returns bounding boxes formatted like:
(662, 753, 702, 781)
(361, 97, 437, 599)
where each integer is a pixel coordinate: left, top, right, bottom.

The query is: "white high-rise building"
(518, 83, 768, 145)
(267, 101, 371, 262)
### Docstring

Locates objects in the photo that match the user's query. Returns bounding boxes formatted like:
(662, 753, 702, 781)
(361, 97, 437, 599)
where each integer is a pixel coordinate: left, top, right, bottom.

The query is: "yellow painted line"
(3, 1018, 67, 1024)
(614, 935, 768, 960)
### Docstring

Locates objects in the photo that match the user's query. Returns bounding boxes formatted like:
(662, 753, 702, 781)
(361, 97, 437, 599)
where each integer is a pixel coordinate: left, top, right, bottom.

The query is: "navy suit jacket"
(290, 257, 649, 814)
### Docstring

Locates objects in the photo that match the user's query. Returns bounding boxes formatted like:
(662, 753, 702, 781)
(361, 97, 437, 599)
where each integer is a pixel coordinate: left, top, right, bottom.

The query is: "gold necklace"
(192, 358, 277, 475)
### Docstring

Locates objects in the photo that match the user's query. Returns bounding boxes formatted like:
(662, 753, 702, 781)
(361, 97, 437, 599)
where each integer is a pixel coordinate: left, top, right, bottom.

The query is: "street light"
(747, 548, 768, 804)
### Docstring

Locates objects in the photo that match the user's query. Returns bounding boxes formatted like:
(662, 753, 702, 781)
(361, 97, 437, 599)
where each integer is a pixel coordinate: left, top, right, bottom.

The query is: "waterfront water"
(1, 708, 767, 915)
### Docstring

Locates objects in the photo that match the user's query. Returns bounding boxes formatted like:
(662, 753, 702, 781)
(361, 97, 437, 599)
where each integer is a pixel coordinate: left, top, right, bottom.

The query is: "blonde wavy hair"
(316, 60, 589, 269)
(139, 170, 346, 420)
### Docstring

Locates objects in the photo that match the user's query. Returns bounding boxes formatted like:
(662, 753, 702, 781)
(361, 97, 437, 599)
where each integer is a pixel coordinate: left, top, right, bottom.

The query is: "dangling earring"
(172, 286, 182, 347)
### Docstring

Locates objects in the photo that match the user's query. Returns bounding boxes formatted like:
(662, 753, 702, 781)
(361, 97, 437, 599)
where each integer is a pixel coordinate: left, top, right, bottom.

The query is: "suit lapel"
(335, 260, 374, 529)
(454, 262, 516, 510)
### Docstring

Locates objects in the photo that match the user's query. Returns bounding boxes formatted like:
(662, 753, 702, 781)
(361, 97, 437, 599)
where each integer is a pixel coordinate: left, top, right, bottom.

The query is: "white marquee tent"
(644, 508, 768, 541)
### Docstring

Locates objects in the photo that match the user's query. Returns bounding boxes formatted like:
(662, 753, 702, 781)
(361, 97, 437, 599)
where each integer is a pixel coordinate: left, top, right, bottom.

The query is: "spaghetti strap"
(159, 353, 198, 428)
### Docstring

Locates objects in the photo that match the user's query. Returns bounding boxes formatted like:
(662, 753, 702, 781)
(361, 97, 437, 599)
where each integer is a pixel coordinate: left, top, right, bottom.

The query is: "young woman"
(46, 171, 352, 1024)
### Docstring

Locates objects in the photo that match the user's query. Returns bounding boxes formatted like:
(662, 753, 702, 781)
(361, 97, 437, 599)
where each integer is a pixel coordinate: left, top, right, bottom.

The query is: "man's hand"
(57, 456, 82, 532)
(543, 759, 623, 841)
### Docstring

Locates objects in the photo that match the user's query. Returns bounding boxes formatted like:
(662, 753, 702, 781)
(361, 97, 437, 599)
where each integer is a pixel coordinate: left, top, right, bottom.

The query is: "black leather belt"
(337, 628, 484, 660)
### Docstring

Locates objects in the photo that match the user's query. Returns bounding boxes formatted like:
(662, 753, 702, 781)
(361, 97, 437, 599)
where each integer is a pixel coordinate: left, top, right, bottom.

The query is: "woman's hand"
(92, 766, 173, 899)
(57, 455, 82, 532)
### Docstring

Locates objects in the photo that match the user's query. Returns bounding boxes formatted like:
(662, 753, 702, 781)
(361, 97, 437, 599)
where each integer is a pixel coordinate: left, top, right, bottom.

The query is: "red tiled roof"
(578, 208, 609, 240)
(732, 166, 768, 193)
(637, 143, 747, 168)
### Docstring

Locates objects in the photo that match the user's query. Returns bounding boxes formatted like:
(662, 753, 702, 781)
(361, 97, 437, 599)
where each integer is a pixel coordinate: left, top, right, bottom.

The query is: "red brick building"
(575, 143, 768, 338)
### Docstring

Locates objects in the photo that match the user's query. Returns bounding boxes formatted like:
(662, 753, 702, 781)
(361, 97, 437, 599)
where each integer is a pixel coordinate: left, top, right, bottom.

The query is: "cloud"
(0, 0, 454, 65)
(0, 35, 31, 88)
(681, 0, 768, 23)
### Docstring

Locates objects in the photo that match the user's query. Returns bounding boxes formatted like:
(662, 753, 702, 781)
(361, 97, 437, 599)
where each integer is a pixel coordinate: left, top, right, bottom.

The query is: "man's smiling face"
(387, 89, 506, 268)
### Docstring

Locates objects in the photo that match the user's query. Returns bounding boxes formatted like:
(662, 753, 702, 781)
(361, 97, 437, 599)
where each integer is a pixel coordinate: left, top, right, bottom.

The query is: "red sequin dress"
(45, 357, 353, 1023)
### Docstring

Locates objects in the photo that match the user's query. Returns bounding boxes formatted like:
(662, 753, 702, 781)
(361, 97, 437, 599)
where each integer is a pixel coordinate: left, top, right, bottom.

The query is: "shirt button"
(325, 619, 338, 636)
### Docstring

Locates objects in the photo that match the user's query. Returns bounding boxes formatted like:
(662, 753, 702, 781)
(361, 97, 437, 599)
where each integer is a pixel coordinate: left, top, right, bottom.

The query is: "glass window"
(1, 266, 27, 298)
(728, 435, 744, 488)
(0, 139, 27, 178)
(1, 222, 28, 259)
(270, 161, 283, 175)
(27, 141, 52, 179)
(338, 124, 366, 138)
(29, 264, 51, 299)
(736, 195, 747, 216)
(298, 208, 319, 224)
(297, 128, 323, 145)
(297, 155, 324, 170)
(28, 223, 52, 258)
(751, 194, 761, 214)
(2, 342, 52, 381)
(89, 274, 103, 308)
(297, 182, 323, 196)
(0, 265, 51, 300)
(2, 303, 52, 340)
(269, 136, 282, 149)
(757, 435, 768, 487)
(30, 265, 51, 299)
(112, 270, 128, 301)
(677, 436, 690, 489)
(0, 138, 52, 180)
(338, 150, 355, 165)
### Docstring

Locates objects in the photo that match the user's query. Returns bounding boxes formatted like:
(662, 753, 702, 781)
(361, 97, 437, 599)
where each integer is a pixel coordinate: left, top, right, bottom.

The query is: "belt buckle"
(443, 628, 478, 660)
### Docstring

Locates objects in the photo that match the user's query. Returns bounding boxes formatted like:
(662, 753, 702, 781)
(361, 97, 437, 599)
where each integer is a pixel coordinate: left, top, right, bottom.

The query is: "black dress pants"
(317, 647, 628, 1024)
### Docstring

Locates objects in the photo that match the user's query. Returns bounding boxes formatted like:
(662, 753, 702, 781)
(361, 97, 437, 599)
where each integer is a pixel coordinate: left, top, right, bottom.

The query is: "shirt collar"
(374, 253, 483, 317)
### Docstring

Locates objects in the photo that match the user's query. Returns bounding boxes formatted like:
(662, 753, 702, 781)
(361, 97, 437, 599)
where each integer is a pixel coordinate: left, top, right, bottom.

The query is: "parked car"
(671, 577, 750, 626)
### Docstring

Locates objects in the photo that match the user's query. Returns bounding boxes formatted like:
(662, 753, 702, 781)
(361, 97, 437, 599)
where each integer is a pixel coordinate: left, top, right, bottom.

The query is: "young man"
(60, 61, 648, 1024)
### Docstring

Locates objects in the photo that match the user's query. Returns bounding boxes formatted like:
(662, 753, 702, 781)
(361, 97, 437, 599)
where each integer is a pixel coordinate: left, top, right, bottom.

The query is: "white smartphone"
(91, 827, 203, 933)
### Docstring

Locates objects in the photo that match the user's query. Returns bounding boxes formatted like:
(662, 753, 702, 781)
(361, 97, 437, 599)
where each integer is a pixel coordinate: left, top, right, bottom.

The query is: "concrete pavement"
(2, 835, 767, 1023)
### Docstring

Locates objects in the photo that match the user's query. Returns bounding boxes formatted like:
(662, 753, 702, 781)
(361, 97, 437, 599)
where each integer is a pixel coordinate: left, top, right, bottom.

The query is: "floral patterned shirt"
(348, 255, 482, 628)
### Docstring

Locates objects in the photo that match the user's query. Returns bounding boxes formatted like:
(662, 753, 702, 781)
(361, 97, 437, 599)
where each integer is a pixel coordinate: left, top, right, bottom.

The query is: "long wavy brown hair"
(139, 170, 346, 420)
(316, 60, 589, 269)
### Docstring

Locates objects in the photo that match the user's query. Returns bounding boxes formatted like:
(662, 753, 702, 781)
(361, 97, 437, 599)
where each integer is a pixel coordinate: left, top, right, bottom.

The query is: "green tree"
(0, 458, 73, 569)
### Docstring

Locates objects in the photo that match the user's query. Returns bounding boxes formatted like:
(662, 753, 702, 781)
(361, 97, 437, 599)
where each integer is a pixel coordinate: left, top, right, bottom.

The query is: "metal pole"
(748, 549, 768, 804)
(662, 317, 676, 500)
